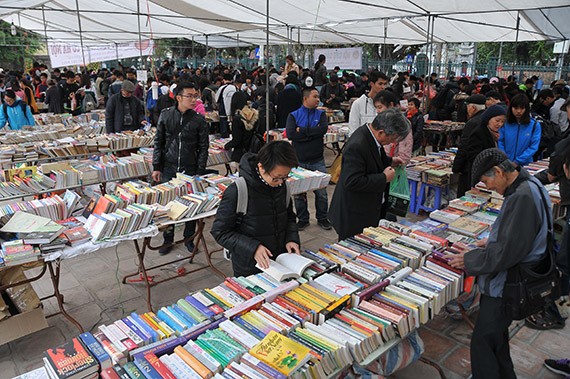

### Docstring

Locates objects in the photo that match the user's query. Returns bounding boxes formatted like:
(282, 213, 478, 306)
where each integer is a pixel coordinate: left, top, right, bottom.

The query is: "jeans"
(161, 168, 196, 243)
(294, 159, 329, 223)
(470, 295, 516, 379)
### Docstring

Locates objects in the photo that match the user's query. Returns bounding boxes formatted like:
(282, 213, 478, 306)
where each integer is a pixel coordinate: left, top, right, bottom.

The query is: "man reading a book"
(211, 141, 301, 276)
(152, 82, 209, 255)
(448, 148, 550, 379)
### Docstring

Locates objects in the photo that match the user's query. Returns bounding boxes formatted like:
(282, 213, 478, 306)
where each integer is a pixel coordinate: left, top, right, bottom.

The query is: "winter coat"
(498, 118, 541, 166)
(210, 153, 300, 276)
(152, 106, 209, 175)
(225, 107, 258, 163)
(285, 106, 328, 163)
(105, 93, 145, 133)
(0, 100, 35, 130)
(276, 85, 302, 128)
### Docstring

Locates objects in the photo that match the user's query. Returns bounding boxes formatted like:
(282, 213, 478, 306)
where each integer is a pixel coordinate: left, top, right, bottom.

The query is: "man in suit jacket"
(329, 108, 410, 240)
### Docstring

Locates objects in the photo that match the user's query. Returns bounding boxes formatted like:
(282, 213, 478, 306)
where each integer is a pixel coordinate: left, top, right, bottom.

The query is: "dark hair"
(40, 72, 48, 79)
(507, 93, 531, 124)
(370, 108, 410, 139)
(65, 71, 75, 79)
(409, 97, 421, 108)
(257, 141, 298, 172)
(368, 70, 388, 84)
(174, 81, 195, 96)
(223, 73, 233, 81)
(230, 91, 248, 115)
(314, 54, 326, 71)
(159, 74, 170, 83)
(285, 55, 294, 62)
(458, 77, 469, 86)
(4, 89, 16, 99)
(538, 89, 554, 100)
(373, 90, 397, 107)
(302, 87, 318, 99)
(525, 78, 534, 85)
(486, 90, 501, 100)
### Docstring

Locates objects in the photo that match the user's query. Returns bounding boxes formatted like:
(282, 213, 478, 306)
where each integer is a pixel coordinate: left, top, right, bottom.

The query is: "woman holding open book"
(211, 141, 301, 276)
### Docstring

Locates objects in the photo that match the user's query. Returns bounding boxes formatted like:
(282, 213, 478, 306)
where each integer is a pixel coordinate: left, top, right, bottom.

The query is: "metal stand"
(0, 260, 84, 333)
(122, 217, 226, 312)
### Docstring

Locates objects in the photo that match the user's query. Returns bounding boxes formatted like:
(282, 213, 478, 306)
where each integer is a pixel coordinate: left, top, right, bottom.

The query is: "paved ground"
(2, 157, 568, 378)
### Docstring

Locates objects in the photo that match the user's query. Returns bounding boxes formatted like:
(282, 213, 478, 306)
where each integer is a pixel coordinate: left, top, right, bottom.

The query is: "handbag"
(502, 180, 561, 320)
(328, 153, 342, 184)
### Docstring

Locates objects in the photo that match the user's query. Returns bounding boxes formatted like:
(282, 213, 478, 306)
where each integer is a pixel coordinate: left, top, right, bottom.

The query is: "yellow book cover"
(285, 291, 324, 312)
(204, 288, 233, 309)
(299, 283, 337, 303)
(295, 287, 332, 308)
(249, 330, 312, 376)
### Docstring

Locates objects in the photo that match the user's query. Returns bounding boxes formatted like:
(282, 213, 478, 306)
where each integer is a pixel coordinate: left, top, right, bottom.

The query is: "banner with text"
(313, 47, 362, 70)
(48, 40, 154, 68)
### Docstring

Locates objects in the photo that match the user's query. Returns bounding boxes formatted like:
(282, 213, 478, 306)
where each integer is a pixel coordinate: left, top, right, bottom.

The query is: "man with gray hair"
(329, 107, 409, 240)
(449, 148, 551, 379)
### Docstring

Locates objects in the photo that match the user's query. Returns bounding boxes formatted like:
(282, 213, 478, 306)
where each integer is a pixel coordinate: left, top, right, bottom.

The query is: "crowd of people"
(1, 54, 570, 378)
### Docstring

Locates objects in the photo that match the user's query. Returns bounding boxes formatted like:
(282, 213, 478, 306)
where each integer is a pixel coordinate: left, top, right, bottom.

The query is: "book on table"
(256, 253, 315, 282)
(43, 337, 99, 379)
(249, 330, 312, 376)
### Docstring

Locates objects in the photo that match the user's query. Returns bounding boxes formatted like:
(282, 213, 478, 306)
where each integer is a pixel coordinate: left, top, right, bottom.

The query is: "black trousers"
(471, 294, 516, 379)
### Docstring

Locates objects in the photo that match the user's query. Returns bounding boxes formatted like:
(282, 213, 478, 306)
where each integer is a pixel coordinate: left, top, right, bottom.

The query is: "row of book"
(288, 167, 331, 195)
(406, 151, 455, 184)
(0, 118, 105, 145)
(84, 203, 155, 242)
(32, 109, 106, 126)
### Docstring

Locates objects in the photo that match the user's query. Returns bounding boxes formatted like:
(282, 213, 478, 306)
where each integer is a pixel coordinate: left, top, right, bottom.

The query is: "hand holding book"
(254, 245, 273, 269)
(447, 252, 466, 270)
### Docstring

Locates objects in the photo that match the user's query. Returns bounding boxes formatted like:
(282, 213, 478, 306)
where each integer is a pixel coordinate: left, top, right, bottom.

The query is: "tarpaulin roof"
(0, 0, 568, 47)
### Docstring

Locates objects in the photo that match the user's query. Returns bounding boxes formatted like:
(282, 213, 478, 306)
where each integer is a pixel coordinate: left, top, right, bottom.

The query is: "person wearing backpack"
(211, 141, 300, 277)
(215, 73, 236, 138)
(499, 94, 542, 166)
(449, 148, 551, 379)
(0, 89, 35, 130)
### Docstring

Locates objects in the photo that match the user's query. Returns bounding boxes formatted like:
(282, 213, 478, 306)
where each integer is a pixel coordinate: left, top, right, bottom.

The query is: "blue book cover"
(133, 357, 162, 379)
(130, 312, 159, 343)
(169, 305, 197, 327)
(78, 332, 111, 369)
(185, 295, 216, 318)
(156, 309, 184, 333)
(232, 316, 266, 339)
(123, 317, 151, 345)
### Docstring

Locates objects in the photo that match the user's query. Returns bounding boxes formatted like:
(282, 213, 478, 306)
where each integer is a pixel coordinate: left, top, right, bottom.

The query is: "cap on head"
(471, 148, 509, 187)
(465, 94, 486, 105)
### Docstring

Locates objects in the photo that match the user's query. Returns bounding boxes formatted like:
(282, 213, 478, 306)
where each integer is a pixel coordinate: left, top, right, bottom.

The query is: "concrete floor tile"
(0, 355, 19, 378)
(447, 320, 473, 346)
(10, 326, 66, 366)
(418, 327, 457, 362)
(531, 329, 570, 357)
(442, 346, 471, 377)
(510, 338, 549, 378)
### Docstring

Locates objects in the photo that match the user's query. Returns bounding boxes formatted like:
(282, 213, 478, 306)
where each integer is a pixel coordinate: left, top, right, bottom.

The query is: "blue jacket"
(0, 100, 35, 130)
(285, 105, 328, 163)
(498, 118, 541, 166)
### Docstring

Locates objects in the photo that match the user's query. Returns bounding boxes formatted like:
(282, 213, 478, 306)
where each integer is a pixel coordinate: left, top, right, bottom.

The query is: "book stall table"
(421, 121, 465, 152)
(122, 210, 224, 313)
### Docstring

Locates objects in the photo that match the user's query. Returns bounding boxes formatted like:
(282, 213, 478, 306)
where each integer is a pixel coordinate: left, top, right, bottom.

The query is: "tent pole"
(237, 34, 240, 67)
(41, 5, 49, 55)
(428, 16, 435, 77)
(512, 11, 520, 75)
(205, 35, 209, 67)
(558, 39, 568, 79)
(383, 18, 388, 73)
(498, 41, 503, 65)
(115, 43, 119, 64)
(422, 13, 431, 115)
(266, 0, 270, 136)
(137, 0, 145, 69)
(191, 36, 195, 66)
(74, 0, 87, 71)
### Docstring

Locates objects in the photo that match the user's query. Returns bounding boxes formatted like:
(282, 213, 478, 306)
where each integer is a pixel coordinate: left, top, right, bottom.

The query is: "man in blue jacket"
(286, 87, 332, 231)
(0, 89, 35, 130)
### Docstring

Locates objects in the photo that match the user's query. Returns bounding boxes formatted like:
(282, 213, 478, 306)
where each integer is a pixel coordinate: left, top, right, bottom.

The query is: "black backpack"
(256, 101, 276, 134)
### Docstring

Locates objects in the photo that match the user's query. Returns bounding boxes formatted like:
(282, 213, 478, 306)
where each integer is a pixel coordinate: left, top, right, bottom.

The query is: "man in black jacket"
(152, 82, 209, 255)
(211, 141, 300, 276)
(286, 87, 332, 231)
(329, 108, 408, 240)
(105, 80, 145, 133)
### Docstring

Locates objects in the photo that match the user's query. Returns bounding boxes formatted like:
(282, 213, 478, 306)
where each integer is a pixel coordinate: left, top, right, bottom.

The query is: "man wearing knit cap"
(449, 147, 551, 379)
(105, 80, 146, 133)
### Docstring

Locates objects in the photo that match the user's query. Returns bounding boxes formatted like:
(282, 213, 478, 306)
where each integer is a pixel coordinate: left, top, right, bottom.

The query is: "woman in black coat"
(211, 141, 301, 276)
(452, 105, 507, 193)
(224, 91, 258, 163)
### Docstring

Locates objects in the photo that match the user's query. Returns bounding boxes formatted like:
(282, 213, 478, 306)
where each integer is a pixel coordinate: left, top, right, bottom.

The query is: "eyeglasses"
(179, 93, 199, 99)
(264, 170, 291, 183)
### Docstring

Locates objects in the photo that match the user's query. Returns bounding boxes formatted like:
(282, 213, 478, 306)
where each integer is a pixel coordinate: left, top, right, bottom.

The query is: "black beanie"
(480, 104, 507, 127)
(471, 148, 510, 187)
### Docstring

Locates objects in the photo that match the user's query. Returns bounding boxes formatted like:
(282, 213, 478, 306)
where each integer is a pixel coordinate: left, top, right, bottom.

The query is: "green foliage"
(476, 41, 556, 66)
(0, 21, 43, 70)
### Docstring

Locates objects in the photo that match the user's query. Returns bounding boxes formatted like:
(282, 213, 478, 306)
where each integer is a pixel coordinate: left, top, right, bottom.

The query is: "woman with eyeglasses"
(211, 141, 301, 277)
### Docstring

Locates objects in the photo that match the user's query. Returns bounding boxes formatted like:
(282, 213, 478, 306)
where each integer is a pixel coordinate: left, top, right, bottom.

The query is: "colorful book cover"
(249, 330, 312, 376)
(43, 337, 99, 379)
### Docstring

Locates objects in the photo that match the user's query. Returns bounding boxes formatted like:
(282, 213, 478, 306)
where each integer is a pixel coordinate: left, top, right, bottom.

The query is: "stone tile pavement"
(2, 171, 568, 378)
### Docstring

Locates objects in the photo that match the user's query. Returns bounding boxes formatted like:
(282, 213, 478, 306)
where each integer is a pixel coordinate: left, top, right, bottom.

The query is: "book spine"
(115, 320, 144, 347)
(173, 345, 213, 379)
(130, 313, 160, 342)
(156, 308, 185, 334)
(219, 320, 260, 349)
(123, 362, 145, 379)
(179, 298, 209, 322)
(100, 368, 121, 379)
(165, 353, 204, 379)
(169, 305, 198, 328)
(184, 340, 222, 373)
(184, 295, 215, 319)
(113, 364, 132, 379)
(242, 353, 287, 379)
(140, 313, 169, 339)
(129, 335, 186, 362)
(144, 353, 177, 379)
(78, 332, 111, 369)
(93, 331, 126, 365)
(123, 317, 152, 345)
(106, 323, 138, 351)
(134, 357, 163, 379)
(99, 325, 128, 355)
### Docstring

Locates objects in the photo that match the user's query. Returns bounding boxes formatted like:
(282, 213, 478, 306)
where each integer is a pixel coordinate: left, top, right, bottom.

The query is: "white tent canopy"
(0, 0, 568, 48)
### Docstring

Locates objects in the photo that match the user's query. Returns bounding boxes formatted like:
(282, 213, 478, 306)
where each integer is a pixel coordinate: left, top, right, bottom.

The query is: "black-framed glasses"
(266, 171, 291, 183)
(179, 93, 199, 99)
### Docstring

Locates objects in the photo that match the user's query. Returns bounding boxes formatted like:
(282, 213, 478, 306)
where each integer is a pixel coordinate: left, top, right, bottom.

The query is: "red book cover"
(225, 278, 256, 299)
(63, 226, 90, 244)
(56, 217, 83, 228)
(43, 337, 99, 379)
(259, 306, 294, 328)
(100, 367, 121, 379)
(144, 353, 177, 379)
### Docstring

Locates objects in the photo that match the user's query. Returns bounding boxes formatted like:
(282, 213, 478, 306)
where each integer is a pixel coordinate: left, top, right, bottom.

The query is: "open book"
(256, 253, 314, 282)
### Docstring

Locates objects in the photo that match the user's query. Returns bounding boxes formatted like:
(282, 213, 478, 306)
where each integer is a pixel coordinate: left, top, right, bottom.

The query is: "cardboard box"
(0, 307, 48, 345)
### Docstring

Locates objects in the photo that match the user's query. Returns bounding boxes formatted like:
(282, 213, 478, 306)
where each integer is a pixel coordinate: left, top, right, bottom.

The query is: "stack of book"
(0, 240, 40, 266)
(288, 167, 331, 195)
(43, 337, 100, 379)
(208, 137, 232, 166)
(84, 203, 155, 242)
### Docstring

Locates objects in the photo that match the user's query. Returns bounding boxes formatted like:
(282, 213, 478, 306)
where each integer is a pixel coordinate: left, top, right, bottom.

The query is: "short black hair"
(538, 89, 554, 100)
(458, 77, 469, 86)
(174, 81, 196, 96)
(4, 89, 16, 99)
(223, 73, 233, 81)
(257, 141, 299, 172)
(525, 78, 534, 85)
(368, 70, 388, 84)
(409, 97, 420, 108)
(373, 90, 397, 107)
(65, 71, 75, 79)
(507, 93, 531, 124)
(40, 72, 48, 78)
(302, 87, 318, 99)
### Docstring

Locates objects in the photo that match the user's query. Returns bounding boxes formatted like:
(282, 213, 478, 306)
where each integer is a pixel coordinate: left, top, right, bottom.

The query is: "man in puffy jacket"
(0, 89, 35, 130)
(152, 82, 209, 255)
(105, 80, 145, 133)
(286, 87, 332, 231)
(211, 141, 300, 277)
